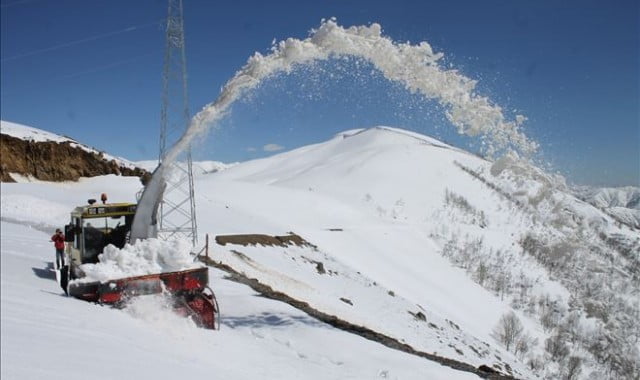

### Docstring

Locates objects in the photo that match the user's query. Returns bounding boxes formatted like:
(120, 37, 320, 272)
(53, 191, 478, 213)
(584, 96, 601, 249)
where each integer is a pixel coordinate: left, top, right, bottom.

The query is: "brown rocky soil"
(0, 133, 149, 183)
(215, 233, 311, 247)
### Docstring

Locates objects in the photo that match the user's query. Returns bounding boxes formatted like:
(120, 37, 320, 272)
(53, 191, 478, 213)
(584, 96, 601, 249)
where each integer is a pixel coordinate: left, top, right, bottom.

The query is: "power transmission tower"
(158, 0, 198, 245)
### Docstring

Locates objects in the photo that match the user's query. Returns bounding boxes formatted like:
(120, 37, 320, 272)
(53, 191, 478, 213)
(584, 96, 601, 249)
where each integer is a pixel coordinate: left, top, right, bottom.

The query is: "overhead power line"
(1, 0, 39, 8)
(1, 19, 164, 63)
(57, 53, 154, 80)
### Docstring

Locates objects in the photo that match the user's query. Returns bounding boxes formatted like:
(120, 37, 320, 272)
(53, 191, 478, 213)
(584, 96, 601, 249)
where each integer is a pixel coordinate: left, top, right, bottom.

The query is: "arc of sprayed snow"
(132, 19, 538, 242)
(173, 20, 537, 168)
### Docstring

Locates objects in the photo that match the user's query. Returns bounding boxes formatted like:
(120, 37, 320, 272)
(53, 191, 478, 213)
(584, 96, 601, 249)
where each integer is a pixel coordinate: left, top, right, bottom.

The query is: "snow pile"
(77, 238, 203, 283)
(123, 293, 198, 331)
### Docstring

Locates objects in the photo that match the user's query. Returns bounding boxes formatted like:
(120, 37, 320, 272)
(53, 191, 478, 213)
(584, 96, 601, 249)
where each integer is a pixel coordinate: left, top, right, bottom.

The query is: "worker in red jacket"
(51, 228, 66, 269)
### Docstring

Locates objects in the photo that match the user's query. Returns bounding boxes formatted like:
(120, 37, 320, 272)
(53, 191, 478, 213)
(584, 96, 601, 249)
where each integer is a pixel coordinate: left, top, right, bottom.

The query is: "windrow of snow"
(76, 238, 203, 283)
(0, 120, 139, 170)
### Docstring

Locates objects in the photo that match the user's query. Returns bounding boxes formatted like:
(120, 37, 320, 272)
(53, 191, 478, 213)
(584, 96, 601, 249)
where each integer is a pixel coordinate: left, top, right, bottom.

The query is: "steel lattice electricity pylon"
(158, 0, 197, 245)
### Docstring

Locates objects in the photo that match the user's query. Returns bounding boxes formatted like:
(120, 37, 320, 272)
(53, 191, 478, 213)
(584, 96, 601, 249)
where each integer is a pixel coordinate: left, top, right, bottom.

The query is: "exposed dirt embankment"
(0, 133, 148, 182)
(215, 233, 311, 248)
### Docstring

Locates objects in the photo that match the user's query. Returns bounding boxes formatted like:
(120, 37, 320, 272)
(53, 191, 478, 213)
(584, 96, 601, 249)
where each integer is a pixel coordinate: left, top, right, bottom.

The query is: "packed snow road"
(1, 221, 476, 379)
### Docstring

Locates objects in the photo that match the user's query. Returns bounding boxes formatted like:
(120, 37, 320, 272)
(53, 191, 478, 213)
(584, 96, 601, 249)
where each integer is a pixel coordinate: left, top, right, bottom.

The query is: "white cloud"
(263, 143, 284, 152)
(246, 147, 257, 152)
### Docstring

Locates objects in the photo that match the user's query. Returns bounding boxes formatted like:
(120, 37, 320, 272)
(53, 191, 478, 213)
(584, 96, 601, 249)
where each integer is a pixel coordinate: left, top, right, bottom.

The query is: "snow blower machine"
(56, 196, 219, 329)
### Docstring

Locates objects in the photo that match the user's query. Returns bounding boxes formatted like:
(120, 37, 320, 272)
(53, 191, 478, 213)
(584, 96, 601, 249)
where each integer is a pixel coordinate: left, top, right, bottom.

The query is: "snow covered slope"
(573, 185, 640, 228)
(196, 126, 639, 379)
(1, 120, 76, 144)
(2, 222, 475, 380)
(2, 126, 638, 379)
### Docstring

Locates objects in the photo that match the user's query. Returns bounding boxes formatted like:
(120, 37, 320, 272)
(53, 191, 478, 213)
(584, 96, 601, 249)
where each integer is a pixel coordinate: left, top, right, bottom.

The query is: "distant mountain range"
(573, 185, 640, 228)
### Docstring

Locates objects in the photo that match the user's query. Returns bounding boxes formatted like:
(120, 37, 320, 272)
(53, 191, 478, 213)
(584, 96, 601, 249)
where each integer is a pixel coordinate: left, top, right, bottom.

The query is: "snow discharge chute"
(130, 165, 165, 242)
(132, 18, 539, 237)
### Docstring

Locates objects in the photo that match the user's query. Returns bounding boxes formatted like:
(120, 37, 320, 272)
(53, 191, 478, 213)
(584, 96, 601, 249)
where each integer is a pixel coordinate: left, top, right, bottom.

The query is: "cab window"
(82, 215, 129, 263)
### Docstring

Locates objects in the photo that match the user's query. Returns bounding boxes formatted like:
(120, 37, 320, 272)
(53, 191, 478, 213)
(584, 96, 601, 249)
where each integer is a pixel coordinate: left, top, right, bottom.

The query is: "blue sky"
(1, 0, 638, 186)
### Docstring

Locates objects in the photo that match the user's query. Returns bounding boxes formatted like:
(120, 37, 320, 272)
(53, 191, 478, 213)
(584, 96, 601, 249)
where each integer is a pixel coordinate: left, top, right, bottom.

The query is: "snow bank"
(0, 193, 69, 227)
(77, 238, 203, 283)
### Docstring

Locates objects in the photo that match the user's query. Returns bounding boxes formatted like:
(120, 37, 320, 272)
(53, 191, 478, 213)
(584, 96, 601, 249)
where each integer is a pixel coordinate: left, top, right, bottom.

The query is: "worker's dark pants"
(55, 248, 65, 269)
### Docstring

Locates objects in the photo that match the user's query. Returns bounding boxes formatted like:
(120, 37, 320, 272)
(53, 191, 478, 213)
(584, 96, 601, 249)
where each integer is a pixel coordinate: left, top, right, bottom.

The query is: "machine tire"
(58, 265, 70, 295)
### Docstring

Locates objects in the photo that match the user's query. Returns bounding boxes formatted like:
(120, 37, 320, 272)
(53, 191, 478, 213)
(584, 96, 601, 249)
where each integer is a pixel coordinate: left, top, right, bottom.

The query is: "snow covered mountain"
(198, 126, 639, 379)
(573, 186, 640, 228)
(1, 125, 638, 379)
(135, 159, 236, 176)
(592, 187, 639, 210)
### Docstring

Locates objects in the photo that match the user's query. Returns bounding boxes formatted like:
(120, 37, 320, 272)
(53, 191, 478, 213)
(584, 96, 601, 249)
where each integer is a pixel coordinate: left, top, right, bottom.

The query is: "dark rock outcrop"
(0, 133, 148, 182)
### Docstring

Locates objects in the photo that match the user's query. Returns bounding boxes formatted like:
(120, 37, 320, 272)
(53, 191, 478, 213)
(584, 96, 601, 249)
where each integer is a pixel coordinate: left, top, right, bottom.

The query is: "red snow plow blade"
(68, 267, 219, 329)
